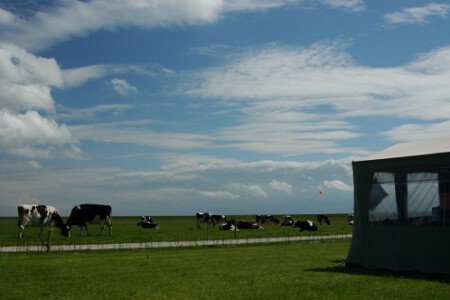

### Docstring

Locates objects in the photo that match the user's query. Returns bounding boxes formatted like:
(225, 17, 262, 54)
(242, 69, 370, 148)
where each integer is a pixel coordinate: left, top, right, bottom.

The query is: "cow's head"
(60, 226, 71, 237)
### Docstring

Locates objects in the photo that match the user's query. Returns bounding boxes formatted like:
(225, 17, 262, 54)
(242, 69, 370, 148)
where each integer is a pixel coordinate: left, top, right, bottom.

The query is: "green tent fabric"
(346, 139, 450, 274)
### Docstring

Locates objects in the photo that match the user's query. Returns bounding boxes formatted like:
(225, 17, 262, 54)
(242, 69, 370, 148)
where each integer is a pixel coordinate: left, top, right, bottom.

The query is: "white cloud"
(269, 180, 293, 195)
(182, 41, 450, 146)
(383, 3, 450, 26)
(227, 183, 268, 198)
(323, 179, 352, 191)
(0, 110, 81, 159)
(70, 120, 212, 150)
(0, 43, 63, 113)
(0, 7, 15, 24)
(0, 0, 298, 52)
(320, 0, 364, 12)
(0, 43, 81, 159)
(110, 78, 138, 96)
(57, 104, 135, 121)
(199, 190, 240, 199)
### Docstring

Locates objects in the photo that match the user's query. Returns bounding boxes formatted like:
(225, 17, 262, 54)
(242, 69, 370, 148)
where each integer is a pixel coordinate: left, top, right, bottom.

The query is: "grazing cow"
(66, 204, 112, 236)
(219, 219, 236, 231)
(196, 212, 212, 229)
(211, 214, 226, 226)
(280, 215, 294, 226)
(237, 220, 263, 229)
(296, 220, 318, 232)
(17, 204, 70, 239)
(317, 214, 331, 225)
(137, 216, 159, 229)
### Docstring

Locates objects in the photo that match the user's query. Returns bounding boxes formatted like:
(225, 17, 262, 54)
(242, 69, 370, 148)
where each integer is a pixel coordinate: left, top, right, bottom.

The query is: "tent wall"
(346, 153, 450, 274)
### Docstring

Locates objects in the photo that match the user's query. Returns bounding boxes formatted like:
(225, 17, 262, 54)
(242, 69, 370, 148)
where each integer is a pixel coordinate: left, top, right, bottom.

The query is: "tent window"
(368, 169, 450, 225)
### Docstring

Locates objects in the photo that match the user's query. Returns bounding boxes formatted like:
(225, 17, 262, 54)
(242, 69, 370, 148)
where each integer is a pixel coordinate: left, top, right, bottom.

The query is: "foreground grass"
(0, 214, 353, 246)
(1, 240, 449, 299)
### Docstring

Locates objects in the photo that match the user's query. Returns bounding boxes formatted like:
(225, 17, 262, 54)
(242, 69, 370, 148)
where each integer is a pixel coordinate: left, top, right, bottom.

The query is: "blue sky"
(1, 0, 450, 216)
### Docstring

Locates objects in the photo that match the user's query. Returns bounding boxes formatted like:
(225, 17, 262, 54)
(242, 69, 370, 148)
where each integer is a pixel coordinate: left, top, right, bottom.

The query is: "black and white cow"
(66, 204, 112, 236)
(17, 204, 70, 239)
(295, 220, 318, 232)
(196, 212, 212, 229)
(137, 216, 159, 229)
(317, 214, 331, 225)
(280, 215, 294, 226)
(237, 220, 263, 229)
(211, 214, 226, 226)
(219, 219, 236, 231)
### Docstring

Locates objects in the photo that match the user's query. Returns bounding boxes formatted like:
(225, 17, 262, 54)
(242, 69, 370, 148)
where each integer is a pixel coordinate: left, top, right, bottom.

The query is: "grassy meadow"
(1, 214, 449, 299)
(1, 240, 449, 299)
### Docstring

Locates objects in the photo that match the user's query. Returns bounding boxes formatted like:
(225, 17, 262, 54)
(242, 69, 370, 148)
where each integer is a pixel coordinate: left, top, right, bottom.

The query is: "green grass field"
(1, 241, 449, 299)
(1, 214, 449, 299)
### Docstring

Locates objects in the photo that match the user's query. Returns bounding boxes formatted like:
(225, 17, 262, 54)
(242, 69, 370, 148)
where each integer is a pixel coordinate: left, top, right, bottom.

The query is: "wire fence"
(0, 234, 352, 253)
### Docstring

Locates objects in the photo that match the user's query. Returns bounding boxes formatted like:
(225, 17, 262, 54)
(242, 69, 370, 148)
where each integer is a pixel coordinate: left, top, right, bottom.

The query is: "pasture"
(1, 214, 449, 299)
(1, 241, 450, 299)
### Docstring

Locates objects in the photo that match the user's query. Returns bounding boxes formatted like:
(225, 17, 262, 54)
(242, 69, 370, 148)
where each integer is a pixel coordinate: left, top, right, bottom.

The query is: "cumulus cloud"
(228, 182, 268, 198)
(383, 3, 450, 26)
(0, 43, 81, 159)
(110, 78, 138, 96)
(0, 110, 80, 159)
(0, 7, 15, 24)
(323, 179, 352, 191)
(269, 180, 293, 194)
(0, 42, 63, 112)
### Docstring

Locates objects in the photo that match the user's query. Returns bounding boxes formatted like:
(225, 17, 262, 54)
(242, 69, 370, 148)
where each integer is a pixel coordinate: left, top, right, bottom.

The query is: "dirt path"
(0, 234, 352, 253)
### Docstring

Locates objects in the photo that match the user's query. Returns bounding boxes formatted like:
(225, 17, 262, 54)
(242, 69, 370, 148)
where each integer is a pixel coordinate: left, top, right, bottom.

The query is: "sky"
(1, 0, 450, 217)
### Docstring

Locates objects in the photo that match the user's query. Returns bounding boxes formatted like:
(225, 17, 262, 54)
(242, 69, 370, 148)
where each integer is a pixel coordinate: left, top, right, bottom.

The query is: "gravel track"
(1, 234, 352, 253)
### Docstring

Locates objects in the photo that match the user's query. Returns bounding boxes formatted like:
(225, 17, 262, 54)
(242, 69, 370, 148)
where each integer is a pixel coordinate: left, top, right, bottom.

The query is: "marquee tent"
(346, 138, 450, 274)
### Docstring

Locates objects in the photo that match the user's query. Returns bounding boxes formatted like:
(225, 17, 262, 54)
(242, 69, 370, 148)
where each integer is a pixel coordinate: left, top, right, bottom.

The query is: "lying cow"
(280, 215, 294, 226)
(295, 220, 318, 232)
(219, 219, 237, 231)
(137, 216, 159, 229)
(66, 204, 112, 236)
(17, 204, 70, 239)
(237, 220, 263, 229)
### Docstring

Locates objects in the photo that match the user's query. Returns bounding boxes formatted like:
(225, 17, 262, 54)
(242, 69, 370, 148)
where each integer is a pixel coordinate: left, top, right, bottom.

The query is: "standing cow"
(317, 214, 331, 225)
(17, 204, 70, 239)
(66, 204, 112, 236)
(196, 212, 212, 229)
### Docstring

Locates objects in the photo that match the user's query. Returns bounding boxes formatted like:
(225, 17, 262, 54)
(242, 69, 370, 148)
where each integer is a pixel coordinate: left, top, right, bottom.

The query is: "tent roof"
(354, 136, 450, 162)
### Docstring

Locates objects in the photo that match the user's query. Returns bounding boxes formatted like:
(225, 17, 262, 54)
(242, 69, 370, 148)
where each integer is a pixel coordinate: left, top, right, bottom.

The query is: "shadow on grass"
(308, 260, 450, 283)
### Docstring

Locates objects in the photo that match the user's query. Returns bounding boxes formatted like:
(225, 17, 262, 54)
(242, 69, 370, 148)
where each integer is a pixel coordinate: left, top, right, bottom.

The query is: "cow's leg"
(196, 220, 201, 230)
(39, 225, 45, 238)
(106, 216, 112, 236)
(18, 226, 24, 239)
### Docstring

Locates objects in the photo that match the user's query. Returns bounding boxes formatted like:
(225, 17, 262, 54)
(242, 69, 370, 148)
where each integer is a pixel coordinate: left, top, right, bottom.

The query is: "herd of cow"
(16, 204, 331, 239)
(195, 212, 330, 232)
